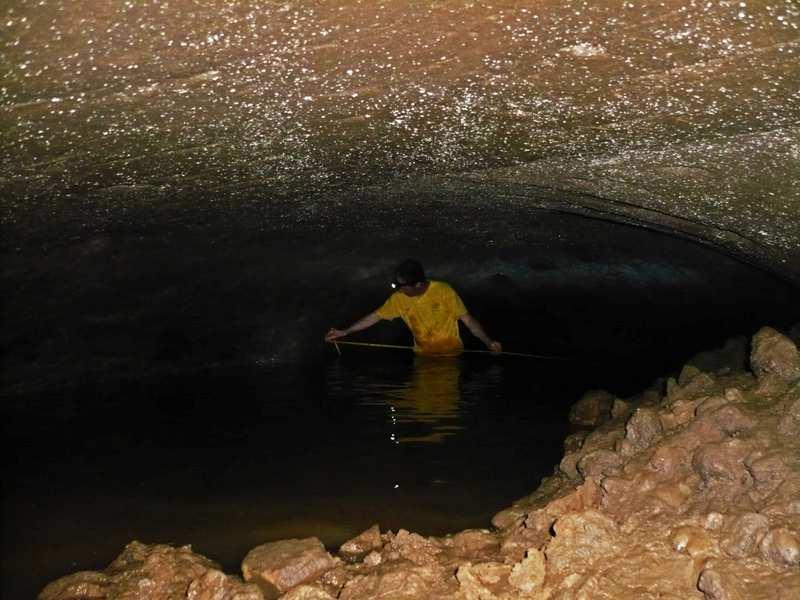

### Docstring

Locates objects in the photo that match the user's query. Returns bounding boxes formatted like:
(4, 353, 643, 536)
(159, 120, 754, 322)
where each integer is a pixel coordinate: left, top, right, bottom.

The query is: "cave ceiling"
(2, 1, 799, 282)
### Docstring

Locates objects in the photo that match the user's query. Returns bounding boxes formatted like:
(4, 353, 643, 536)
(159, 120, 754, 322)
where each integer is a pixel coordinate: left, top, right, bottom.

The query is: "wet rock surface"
(39, 542, 261, 600)
(41, 326, 800, 599)
(242, 538, 337, 597)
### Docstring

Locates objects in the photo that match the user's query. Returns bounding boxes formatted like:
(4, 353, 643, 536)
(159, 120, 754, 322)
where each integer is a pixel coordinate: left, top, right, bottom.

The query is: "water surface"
(3, 351, 584, 599)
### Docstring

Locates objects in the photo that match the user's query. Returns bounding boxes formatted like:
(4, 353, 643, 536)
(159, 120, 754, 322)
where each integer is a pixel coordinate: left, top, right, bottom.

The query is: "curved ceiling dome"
(2, 1, 799, 281)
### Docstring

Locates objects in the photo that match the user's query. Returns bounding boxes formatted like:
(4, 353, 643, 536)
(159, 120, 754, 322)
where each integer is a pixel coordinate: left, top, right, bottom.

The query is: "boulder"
(508, 548, 546, 593)
(448, 529, 499, 557)
(691, 439, 753, 485)
(705, 404, 758, 436)
(338, 565, 451, 600)
(648, 444, 692, 480)
(384, 530, 444, 566)
(746, 451, 799, 498)
(562, 431, 588, 453)
(576, 449, 622, 478)
(242, 538, 336, 595)
(777, 389, 800, 437)
(623, 407, 663, 452)
(568, 390, 614, 427)
(697, 567, 742, 600)
(545, 510, 620, 572)
(759, 528, 800, 568)
(187, 569, 263, 600)
(40, 542, 253, 600)
(720, 512, 770, 558)
(338, 525, 383, 562)
(750, 327, 800, 383)
(39, 571, 110, 600)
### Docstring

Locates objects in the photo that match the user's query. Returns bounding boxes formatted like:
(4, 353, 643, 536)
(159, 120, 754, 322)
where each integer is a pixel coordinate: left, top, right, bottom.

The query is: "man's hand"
(487, 340, 502, 354)
(325, 328, 348, 342)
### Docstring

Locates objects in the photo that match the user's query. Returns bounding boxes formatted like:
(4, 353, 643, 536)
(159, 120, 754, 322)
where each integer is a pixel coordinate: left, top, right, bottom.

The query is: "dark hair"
(395, 258, 426, 286)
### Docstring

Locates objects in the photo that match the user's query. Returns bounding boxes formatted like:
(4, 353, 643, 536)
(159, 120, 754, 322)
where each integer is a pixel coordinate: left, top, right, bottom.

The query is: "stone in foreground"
(242, 537, 336, 596)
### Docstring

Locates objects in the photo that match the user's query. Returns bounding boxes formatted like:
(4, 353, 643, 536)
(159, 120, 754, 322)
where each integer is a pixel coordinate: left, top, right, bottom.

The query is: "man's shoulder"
(428, 280, 461, 300)
(429, 280, 455, 293)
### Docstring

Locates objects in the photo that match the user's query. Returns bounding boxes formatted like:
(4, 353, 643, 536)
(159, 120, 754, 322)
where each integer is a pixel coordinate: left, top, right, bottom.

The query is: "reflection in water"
(329, 355, 464, 444)
(384, 357, 462, 444)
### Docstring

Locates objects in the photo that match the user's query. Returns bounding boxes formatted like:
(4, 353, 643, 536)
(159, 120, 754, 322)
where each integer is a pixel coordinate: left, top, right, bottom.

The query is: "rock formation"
(40, 326, 800, 599)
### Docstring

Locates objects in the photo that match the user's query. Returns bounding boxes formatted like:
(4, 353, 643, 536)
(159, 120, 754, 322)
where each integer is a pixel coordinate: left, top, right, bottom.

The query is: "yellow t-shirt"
(374, 280, 467, 355)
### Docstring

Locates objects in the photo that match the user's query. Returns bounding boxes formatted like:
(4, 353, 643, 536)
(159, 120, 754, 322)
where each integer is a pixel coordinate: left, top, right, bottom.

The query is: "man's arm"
(325, 312, 382, 342)
(459, 313, 502, 353)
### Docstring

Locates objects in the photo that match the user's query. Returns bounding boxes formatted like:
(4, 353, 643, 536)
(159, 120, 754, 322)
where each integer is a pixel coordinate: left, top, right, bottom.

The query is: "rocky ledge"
(40, 326, 800, 600)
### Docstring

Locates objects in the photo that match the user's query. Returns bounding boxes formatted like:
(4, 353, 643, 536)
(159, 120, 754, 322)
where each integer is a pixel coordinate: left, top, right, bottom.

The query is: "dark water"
(2, 353, 586, 600)
(3, 215, 799, 599)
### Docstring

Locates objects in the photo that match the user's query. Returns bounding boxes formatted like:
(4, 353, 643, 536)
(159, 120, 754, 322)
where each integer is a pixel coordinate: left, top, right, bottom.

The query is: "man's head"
(392, 258, 427, 295)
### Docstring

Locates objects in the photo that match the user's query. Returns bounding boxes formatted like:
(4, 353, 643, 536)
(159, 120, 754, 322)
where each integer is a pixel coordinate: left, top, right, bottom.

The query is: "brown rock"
(576, 449, 622, 478)
(558, 451, 581, 479)
(242, 538, 336, 595)
(318, 565, 352, 598)
(562, 431, 588, 453)
(187, 569, 263, 600)
(746, 451, 798, 498)
(691, 439, 753, 485)
(624, 407, 663, 452)
(694, 395, 729, 415)
(280, 585, 337, 600)
(751, 327, 800, 383)
(498, 526, 549, 563)
(41, 542, 248, 600)
(568, 390, 614, 427)
(108, 540, 220, 575)
(660, 396, 701, 430)
(39, 571, 110, 600)
(648, 445, 691, 480)
(683, 372, 717, 397)
(685, 413, 727, 446)
(724, 387, 746, 403)
(117, 543, 222, 598)
(449, 529, 499, 557)
(383, 530, 443, 566)
(338, 525, 383, 562)
(670, 526, 714, 557)
(339, 565, 451, 600)
(759, 528, 800, 568)
(678, 364, 702, 386)
(721, 512, 770, 558)
(705, 404, 757, 436)
(697, 568, 741, 600)
(545, 510, 620, 572)
(777, 390, 800, 437)
(456, 561, 513, 600)
(611, 398, 631, 420)
(508, 548, 546, 593)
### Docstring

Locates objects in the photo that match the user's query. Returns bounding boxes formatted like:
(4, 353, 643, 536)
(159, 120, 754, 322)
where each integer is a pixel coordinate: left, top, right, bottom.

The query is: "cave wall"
(2, 0, 799, 282)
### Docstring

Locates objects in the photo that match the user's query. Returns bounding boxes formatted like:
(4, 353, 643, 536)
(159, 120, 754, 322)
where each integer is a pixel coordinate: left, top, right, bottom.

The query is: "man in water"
(325, 259, 502, 356)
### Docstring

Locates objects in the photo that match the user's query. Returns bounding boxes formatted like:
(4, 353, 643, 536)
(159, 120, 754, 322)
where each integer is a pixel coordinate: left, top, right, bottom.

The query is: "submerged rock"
(40, 327, 800, 599)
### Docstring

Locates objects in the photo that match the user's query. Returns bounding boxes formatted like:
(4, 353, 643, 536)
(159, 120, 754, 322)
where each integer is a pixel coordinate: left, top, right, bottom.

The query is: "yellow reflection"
(387, 356, 461, 444)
